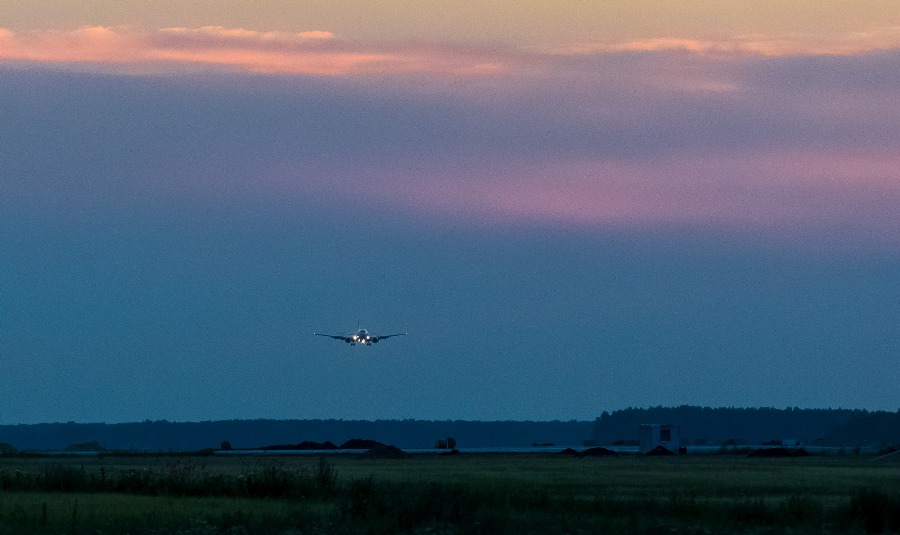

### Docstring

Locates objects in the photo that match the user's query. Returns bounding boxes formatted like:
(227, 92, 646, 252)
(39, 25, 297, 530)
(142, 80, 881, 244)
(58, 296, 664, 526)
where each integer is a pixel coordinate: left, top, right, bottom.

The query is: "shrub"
(313, 457, 337, 495)
(847, 489, 900, 533)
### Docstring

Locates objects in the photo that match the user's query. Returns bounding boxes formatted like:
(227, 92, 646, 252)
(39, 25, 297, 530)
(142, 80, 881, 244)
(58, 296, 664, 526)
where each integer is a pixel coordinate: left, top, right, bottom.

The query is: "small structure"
(639, 424, 680, 454)
(434, 437, 457, 449)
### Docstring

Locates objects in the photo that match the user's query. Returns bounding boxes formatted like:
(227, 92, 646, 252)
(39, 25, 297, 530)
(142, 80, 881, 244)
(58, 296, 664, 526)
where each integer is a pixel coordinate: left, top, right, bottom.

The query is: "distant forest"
(0, 419, 593, 451)
(1, 407, 897, 452)
(592, 406, 900, 446)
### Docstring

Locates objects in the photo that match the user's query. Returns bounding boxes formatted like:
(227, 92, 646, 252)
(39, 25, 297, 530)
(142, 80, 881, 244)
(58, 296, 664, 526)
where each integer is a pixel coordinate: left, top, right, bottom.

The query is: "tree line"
(2, 407, 897, 452)
(0, 419, 593, 451)
(592, 406, 900, 446)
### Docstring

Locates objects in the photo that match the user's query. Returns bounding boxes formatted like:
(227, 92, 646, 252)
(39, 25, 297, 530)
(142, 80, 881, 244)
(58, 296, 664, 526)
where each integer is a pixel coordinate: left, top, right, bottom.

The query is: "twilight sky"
(1, 2, 899, 424)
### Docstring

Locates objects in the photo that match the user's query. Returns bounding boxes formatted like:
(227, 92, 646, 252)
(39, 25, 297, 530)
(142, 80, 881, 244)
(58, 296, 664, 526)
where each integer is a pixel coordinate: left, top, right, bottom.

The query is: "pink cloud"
(148, 48, 390, 76)
(5, 24, 900, 78)
(0, 25, 510, 76)
(271, 151, 898, 247)
(548, 26, 900, 58)
(158, 25, 335, 41)
(1, 26, 143, 64)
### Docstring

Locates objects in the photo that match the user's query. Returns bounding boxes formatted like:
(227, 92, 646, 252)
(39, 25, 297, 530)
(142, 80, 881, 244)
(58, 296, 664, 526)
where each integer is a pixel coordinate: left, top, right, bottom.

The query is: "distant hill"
(0, 419, 593, 452)
(592, 406, 900, 446)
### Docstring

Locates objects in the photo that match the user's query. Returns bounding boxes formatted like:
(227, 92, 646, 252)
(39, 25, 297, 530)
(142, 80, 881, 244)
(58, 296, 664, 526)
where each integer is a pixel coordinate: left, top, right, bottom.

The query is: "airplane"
(314, 325, 407, 346)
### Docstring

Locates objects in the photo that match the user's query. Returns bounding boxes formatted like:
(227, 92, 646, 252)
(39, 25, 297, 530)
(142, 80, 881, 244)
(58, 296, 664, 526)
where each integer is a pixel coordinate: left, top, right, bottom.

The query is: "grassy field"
(0, 452, 898, 533)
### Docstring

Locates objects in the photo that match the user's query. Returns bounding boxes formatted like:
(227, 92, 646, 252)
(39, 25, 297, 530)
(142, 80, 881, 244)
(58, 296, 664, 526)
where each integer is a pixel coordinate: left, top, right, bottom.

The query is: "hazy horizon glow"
(1, 3, 898, 424)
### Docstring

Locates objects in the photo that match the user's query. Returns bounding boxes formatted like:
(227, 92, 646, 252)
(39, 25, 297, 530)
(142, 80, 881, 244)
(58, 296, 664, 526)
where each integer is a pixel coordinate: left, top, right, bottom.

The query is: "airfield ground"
(0, 452, 898, 533)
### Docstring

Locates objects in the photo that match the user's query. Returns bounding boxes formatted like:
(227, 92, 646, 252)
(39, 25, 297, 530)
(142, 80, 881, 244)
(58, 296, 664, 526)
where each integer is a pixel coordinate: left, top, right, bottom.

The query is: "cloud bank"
(2, 25, 899, 248)
(4, 24, 900, 75)
(0, 25, 511, 75)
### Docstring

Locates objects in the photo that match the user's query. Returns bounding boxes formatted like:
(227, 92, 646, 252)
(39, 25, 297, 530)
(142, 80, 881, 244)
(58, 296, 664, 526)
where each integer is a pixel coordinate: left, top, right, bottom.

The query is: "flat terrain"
(0, 453, 898, 533)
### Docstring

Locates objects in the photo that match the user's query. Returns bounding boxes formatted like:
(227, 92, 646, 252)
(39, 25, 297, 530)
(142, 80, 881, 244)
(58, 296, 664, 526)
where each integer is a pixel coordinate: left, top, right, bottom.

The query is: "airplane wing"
(374, 333, 408, 340)
(314, 333, 351, 342)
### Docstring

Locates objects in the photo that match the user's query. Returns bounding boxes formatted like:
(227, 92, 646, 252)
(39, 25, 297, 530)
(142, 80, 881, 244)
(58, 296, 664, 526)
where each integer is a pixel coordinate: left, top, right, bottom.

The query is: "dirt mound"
(580, 447, 617, 457)
(339, 438, 384, 449)
(361, 444, 407, 459)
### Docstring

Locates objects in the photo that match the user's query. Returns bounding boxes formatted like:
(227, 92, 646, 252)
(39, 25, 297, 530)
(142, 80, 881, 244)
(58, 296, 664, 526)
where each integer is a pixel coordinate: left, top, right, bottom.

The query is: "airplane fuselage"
(349, 329, 374, 345)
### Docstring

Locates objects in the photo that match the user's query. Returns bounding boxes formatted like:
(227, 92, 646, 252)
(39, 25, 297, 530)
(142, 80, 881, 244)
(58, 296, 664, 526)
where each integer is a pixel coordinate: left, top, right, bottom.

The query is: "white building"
(639, 424, 681, 454)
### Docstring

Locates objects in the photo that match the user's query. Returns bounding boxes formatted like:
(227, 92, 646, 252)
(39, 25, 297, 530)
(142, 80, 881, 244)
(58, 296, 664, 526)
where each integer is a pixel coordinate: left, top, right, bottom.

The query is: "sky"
(1, 2, 899, 424)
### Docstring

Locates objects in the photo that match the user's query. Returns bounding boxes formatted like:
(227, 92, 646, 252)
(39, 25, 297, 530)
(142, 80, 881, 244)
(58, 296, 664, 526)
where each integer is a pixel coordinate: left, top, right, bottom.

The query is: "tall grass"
(0, 458, 336, 499)
(1, 455, 898, 533)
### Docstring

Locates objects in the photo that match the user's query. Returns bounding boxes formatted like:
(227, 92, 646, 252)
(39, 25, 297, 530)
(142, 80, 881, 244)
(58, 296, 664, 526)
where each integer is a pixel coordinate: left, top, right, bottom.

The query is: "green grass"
(1, 454, 899, 533)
